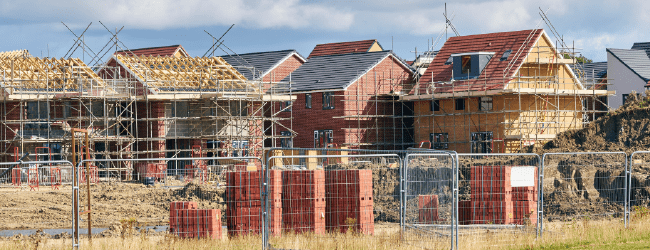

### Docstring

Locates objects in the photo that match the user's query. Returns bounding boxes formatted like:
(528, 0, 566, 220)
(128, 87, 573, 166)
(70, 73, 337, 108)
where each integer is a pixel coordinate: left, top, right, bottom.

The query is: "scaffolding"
(329, 56, 415, 150)
(403, 29, 612, 153)
(0, 46, 294, 178)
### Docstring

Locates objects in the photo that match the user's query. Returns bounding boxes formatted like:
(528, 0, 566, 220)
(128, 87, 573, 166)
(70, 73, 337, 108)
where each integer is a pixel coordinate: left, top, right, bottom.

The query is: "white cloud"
(0, 0, 355, 31)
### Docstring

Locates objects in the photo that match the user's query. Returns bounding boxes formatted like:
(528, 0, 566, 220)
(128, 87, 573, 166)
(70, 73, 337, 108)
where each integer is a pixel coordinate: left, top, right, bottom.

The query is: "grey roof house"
(606, 48, 650, 109)
(220, 50, 306, 82)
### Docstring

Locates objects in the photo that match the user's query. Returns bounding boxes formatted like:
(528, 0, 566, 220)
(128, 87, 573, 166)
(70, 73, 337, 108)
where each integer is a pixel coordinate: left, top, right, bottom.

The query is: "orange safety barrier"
(28, 168, 39, 191)
(11, 168, 21, 187)
(79, 166, 99, 184)
(50, 167, 62, 190)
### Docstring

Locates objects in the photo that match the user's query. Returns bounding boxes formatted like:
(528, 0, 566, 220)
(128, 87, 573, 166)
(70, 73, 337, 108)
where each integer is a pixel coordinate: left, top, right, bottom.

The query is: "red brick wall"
(277, 56, 412, 149)
(135, 101, 165, 161)
(262, 54, 304, 83)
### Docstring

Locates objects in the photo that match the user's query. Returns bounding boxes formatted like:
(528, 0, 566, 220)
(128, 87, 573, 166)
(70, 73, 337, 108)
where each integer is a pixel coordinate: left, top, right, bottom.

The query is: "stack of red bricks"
(512, 167, 538, 225)
(458, 200, 472, 225)
(418, 195, 439, 224)
(169, 201, 222, 239)
(325, 169, 374, 234)
(469, 166, 513, 224)
(226, 170, 282, 236)
(282, 170, 325, 234)
(135, 162, 167, 180)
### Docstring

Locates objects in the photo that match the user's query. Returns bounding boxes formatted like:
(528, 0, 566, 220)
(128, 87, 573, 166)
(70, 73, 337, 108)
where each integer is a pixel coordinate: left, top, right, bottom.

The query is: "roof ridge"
(116, 44, 182, 53)
(312, 39, 376, 46)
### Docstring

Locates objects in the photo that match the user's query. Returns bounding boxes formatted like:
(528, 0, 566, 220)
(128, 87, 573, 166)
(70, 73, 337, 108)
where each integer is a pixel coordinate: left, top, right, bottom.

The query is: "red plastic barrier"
(50, 167, 61, 190)
(28, 168, 38, 191)
(11, 168, 21, 188)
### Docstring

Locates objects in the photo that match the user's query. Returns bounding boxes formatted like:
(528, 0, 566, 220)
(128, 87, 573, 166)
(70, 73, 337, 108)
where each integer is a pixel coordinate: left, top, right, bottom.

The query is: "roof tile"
(414, 29, 543, 94)
(308, 39, 379, 59)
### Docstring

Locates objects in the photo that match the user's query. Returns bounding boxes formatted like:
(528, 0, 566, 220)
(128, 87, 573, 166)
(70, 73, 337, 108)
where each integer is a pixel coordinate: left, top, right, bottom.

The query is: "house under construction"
(404, 29, 612, 153)
(0, 47, 294, 178)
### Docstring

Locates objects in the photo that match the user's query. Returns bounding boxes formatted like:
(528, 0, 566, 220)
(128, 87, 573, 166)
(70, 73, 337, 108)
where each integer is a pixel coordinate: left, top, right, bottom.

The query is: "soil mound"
(535, 91, 650, 154)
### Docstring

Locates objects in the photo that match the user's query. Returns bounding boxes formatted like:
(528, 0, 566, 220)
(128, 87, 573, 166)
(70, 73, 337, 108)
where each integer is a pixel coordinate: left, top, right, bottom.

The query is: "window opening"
(455, 98, 465, 111)
(461, 55, 471, 74)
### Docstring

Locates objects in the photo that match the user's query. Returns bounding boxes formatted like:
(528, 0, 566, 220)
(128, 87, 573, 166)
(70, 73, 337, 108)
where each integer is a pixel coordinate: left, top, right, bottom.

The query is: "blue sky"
(1, 0, 648, 64)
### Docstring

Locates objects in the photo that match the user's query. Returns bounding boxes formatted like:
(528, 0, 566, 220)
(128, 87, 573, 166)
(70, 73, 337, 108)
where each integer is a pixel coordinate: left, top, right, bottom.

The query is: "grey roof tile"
(220, 50, 305, 80)
(607, 48, 650, 82)
(276, 50, 412, 92)
(631, 42, 650, 58)
(570, 61, 607, 80)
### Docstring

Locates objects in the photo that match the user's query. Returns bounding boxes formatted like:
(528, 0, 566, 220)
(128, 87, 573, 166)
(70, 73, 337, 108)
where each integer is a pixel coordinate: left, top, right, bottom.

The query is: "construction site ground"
(0, 181, 225, 230)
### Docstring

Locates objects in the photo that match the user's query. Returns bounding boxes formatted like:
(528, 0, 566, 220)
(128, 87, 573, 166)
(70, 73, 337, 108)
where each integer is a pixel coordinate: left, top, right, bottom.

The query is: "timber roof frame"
(113, 54, 256, 94)
(0, 57, 109, 94)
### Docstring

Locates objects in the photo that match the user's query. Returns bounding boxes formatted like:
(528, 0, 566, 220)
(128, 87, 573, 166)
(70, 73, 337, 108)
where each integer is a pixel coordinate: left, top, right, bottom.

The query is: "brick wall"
(277, 55, 413, 149)
(262, 54, 304, 83)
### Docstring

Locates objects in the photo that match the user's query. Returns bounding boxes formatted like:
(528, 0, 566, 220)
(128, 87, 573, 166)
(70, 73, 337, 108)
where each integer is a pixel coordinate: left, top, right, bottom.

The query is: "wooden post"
(306, 150, 317, 170)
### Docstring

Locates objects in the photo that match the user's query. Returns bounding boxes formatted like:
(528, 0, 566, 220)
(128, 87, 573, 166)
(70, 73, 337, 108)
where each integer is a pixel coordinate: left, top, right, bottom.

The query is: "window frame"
(280, 131, 293, 148)
(429, 133, 449, 150)
(461, 55, 471, 74)
(313, 129, 333, 148)
(479, 97, 493, 111)
(430, 99, 440, 112)
(455, 98, 465, 111)
(305, 94, 312, 109)
(322, 92, 335, 110)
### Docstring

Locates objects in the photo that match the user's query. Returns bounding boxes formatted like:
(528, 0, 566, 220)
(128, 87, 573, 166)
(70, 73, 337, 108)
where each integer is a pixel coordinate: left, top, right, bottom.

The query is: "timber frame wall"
(405, 30, 612, 153)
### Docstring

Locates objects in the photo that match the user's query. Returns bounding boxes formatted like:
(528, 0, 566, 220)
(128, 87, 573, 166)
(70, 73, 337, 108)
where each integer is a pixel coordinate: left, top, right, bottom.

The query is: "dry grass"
(1, 215, 649, 250)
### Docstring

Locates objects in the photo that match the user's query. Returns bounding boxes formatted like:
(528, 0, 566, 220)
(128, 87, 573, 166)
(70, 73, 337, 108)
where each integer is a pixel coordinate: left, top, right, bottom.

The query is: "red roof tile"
(115, 45, 188, 57)
(414, 29, 543, 94)
(308, 39, 380, 59)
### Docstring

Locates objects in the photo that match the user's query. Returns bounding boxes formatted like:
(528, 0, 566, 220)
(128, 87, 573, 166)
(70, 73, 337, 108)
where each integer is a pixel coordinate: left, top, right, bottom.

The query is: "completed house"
(606, 48, 650, 109)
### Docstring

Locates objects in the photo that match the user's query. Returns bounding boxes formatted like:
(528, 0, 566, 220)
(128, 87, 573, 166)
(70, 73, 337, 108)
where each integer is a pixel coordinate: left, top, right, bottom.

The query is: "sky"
(1, 0, 648, 64)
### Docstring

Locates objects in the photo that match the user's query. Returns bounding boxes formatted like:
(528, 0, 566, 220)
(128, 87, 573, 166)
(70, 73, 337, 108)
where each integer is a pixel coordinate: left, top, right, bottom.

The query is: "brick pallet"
(458, 200, 472, 225)
(418, 194, 439, 224)
(325, 169, 374, 234)
(282, 170, 325, 234)
(470, 166, 513, 224)
(169, 201, 222, 239)
(226, 170, 282, 236)
(135, 162, 167, 180)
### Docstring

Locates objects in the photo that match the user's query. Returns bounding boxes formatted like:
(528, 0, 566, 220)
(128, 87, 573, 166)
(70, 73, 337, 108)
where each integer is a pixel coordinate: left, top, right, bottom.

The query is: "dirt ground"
(0, 181, 225, 230)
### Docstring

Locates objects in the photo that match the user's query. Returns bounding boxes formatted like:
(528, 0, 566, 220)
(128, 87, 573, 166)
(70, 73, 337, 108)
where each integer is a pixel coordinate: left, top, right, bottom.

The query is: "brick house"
(220, 50, 306, 83)
(308, 39, 383, 59)
(277, 50, 413, 149)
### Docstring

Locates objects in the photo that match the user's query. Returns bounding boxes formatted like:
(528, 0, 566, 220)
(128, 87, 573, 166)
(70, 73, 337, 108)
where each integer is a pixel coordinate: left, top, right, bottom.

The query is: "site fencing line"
(74, 156, 263, 250)
(263, 153, 402, 250)
(403, 152, 457, 250)
(540, 152, 628, 238)
(629, 151, 650, 225)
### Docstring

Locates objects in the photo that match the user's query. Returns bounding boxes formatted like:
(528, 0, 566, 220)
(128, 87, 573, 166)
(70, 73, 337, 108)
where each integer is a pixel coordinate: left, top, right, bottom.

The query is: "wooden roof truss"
(115, 55, 256, 94)
(0, 57, 108, 93)
(0, 49, 31, 59)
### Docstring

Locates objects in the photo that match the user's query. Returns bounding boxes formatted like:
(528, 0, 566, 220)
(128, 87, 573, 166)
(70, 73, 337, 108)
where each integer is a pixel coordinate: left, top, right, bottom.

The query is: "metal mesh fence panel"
(403, 153, 456, 249)
(629, 151, 650, 223)
(457, 153, 540, 248)
(66, 156, 261, 247)
(264, 151, 402, 249)
(541, 152, 628, 234)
